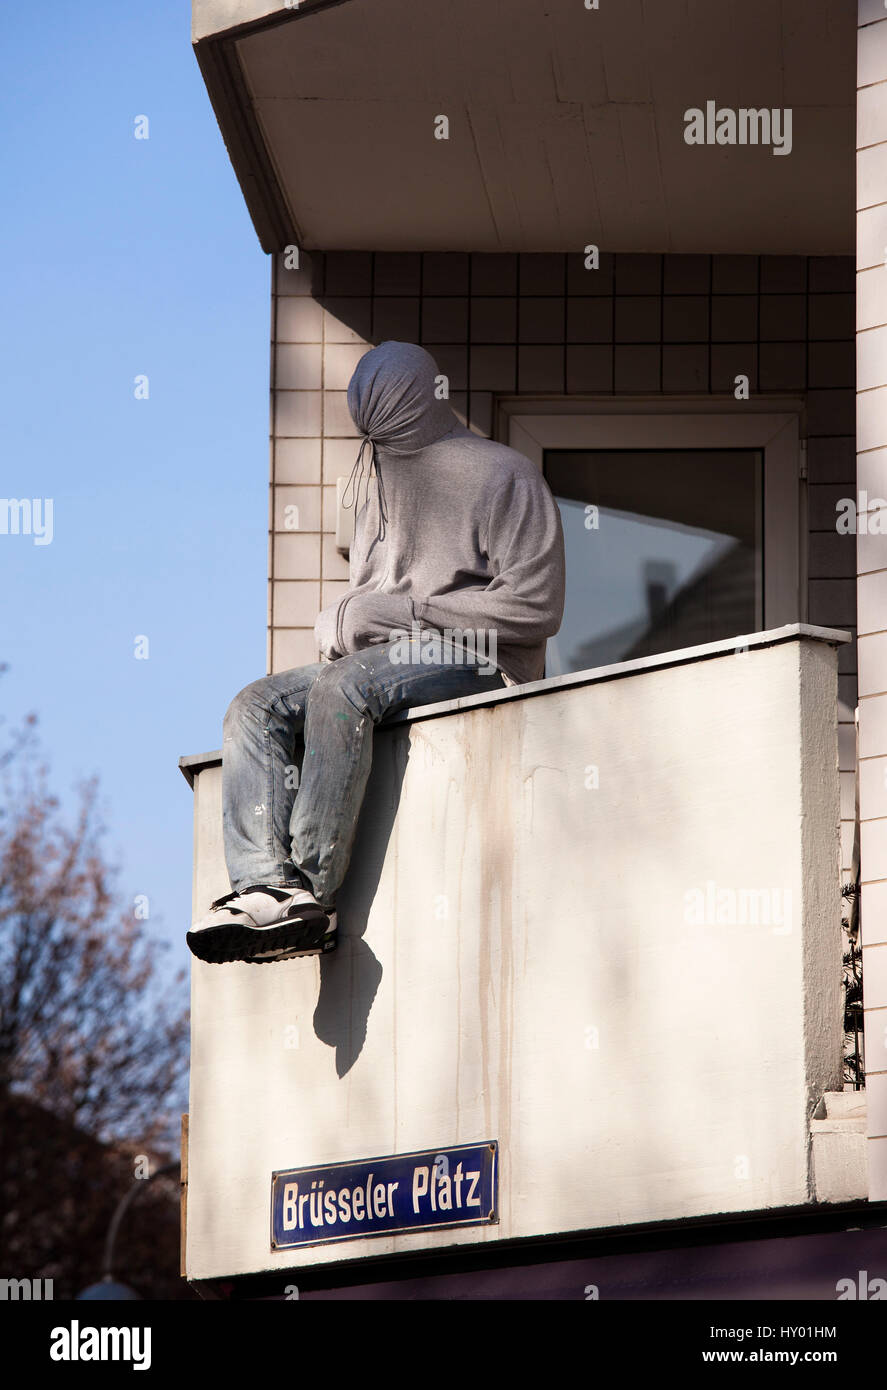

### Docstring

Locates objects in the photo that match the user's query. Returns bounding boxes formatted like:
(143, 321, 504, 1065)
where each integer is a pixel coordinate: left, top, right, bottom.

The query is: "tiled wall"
(269, 249, 857, 866)
(857, 3, 887, 1190)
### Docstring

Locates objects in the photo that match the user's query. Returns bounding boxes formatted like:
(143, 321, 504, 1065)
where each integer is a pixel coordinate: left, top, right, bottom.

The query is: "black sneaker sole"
(187, 908, 335, 965)
(247, 922, 338, 964)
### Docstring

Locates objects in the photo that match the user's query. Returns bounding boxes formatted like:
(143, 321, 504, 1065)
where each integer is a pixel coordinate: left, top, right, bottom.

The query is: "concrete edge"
(178, 623, 853, 783)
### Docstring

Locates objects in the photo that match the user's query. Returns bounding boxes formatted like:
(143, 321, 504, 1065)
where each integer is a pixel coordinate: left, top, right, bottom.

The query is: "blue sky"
(0, 4, 270, 993)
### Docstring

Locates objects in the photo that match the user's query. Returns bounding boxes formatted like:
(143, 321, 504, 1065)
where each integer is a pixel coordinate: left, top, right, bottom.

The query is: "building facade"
(180, 0, 887, 1297)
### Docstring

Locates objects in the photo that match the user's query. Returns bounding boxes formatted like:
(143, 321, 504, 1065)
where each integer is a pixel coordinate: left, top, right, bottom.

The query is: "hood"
(346, 341, 458, 455)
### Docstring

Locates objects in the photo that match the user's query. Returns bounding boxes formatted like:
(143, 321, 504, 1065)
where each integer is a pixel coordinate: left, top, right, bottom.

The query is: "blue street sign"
(271, 1141, 498, 1250)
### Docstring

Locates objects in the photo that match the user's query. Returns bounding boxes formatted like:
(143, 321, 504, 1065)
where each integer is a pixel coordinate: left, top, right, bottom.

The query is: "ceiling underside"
(202, 0, 858, 253)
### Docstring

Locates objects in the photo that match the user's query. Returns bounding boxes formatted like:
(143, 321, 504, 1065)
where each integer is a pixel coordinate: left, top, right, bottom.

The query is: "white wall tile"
(859, 2, 887, 30)
(321, 580, 350, 608)
(323, 342, 371, 390)
(862, 881, 887, 946)
(273, 532, 321, 580)
(275, 343, 322, 390)
(857, 264, 887, 330)
(858, 568, 887, 634)
(275, 254, 316, 297)
(867, 1135, 887, 1200)
(860, 753, 887, 817)
(275, 390, 322, 437)
(857, 383, 887, 452)
(858, 141, 887, 211)
(857, 514, 887, 573)
(322, 305, 370, 344)
(321, 533, 350, 581)
(271, 581, 320, 629)
(323, 390, 358, 435)
(856, 203, 887, 271)
(322, 484, 338, 533)
(861, 817, 887, 881)
(859, 631, 887, 695)
(271, 628, 319, 673)
(860, 81, 887, 152)
(859, 691, 887, 757)
(862, 23, 887, 105)
(862, 939, 887, 1010)
(276, 295, 324, 342)
(867, 1076, 887, 1152)
(858, 323, 887, 390)
(272, 485, 321, 534)
(274, 438, 321, 485)
(857, 444, 887, 499)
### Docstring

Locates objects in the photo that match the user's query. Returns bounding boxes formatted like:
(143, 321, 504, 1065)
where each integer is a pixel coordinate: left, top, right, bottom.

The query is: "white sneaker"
(187, 884, 335, 964)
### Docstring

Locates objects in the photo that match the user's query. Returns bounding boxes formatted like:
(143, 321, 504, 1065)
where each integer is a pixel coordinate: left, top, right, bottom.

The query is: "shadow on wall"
(312, 721, 411, 1076)
(307, 255, 475, 433)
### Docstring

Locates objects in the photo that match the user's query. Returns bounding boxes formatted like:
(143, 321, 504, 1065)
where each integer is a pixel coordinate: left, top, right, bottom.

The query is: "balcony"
(179, 623, 858, 1282)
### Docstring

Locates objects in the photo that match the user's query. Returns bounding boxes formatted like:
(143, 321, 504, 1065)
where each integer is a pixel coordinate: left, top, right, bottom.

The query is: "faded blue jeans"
(221, 638, 505, 909)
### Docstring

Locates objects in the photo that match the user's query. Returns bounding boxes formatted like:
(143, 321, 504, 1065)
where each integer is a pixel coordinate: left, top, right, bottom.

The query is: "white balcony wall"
(184, 628, 847, 1281)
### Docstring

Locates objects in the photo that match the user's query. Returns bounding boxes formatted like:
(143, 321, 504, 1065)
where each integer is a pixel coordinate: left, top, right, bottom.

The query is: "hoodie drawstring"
(342, 433, 373, 515)
(336, 432, 391, 655)
(375, 457, 388, 543)
(343, 433, 388, 544)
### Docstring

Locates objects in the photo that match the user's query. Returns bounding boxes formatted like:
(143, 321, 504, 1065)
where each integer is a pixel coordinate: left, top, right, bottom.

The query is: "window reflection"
(544, 449, 763, 675)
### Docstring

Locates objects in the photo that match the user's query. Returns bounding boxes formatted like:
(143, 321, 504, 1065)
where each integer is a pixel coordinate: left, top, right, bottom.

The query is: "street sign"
(271, 1141, 498, 1250)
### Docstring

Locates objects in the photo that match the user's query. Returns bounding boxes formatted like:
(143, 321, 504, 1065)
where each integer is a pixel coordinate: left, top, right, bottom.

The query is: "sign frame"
(270, 1140, 498, 1251)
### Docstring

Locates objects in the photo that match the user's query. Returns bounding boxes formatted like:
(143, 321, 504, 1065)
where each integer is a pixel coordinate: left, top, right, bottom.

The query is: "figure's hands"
(314, 602, 344, 661)
(338, 592, 416, 652)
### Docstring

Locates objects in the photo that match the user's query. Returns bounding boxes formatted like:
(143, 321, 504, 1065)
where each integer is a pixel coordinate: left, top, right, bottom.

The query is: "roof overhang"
(192, 0, 857, 255)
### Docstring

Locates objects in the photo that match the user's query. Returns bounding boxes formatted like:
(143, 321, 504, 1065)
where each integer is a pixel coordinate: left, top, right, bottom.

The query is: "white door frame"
(497, 395, 806, 629)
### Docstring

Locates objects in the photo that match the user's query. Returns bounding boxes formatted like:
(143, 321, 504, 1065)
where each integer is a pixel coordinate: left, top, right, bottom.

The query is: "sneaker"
(187, 883, 335, 965)
(250, 910, 338, 964)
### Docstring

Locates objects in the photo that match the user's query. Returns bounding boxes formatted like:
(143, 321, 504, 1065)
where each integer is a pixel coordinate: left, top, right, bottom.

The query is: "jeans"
(221, 638, 506, 908)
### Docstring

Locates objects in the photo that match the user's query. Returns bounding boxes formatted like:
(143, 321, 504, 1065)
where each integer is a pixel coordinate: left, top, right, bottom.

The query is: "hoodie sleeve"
(314, 600, 346, 660)
(337, 591, 415, 652)
(412, 469, 565, 646)
(314, 588, 417, 658)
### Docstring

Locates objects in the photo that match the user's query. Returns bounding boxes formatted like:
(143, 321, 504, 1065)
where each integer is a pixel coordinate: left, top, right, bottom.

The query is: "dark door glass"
(544, 448, 763, 675)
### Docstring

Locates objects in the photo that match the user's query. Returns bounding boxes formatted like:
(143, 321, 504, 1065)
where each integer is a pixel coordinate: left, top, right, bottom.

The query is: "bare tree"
(0, 702, 191, 1297)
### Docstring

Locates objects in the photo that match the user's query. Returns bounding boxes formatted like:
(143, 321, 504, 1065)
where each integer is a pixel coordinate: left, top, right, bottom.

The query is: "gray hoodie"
(313, 341, 565, 688)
